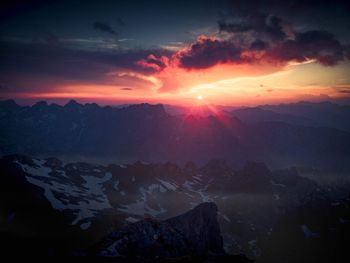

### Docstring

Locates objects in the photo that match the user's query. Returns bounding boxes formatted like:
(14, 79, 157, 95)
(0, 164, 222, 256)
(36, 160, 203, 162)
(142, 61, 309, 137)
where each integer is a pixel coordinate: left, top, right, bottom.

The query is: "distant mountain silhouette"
(1, 99, 350, 169)
(259, 101, 350, 132)
(231, 107, 318, 127)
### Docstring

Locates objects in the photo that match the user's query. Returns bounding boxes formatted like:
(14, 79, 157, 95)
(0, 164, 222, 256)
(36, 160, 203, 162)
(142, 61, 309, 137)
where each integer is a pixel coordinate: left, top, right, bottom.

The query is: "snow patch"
(22, 158, 112, 225)
(301, 225, 320, 238)
(219, 212, 231, 223)
(16, 159, 52, 178)
(270, 180, 286, 187)
(80, 222, 91, 230)
(101, 241, 121, 257)
(157, 179, 178, 191)
(114, 181, 119, 190)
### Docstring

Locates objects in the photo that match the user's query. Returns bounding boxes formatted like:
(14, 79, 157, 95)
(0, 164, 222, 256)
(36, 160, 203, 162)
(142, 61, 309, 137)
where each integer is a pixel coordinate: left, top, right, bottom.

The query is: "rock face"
(165, 202, 224, 256)
(95, 203, 227, 259)
(0, 155, 77, 256)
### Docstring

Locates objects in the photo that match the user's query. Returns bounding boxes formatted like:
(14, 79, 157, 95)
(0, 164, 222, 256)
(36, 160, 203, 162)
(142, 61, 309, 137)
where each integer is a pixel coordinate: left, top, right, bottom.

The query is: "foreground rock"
(93, 202, 252, 262)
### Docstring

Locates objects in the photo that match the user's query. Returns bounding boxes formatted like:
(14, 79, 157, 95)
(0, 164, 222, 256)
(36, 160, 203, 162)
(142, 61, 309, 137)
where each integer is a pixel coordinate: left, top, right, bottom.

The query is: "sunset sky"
(1, 0, 350, 106)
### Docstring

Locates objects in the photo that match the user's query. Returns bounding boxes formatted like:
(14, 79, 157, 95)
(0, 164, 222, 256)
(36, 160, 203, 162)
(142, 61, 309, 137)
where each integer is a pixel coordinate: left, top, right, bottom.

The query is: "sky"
(1, 0, 350, 106)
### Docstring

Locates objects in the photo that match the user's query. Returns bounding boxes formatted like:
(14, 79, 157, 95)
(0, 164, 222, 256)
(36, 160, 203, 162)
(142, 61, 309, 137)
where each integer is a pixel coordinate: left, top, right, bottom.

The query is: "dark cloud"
(218, 21, 252, 34)
(250, 39, 269, 51)
(120, 87, 132, 91)
(339, 90, 350, 94)
(219, 13, 289, 41)
(93, 22, 118, 36)
(176, 36, 241, 69)
(332, 85, 350, 94)
(266, 30, 344, 66)
(0, 39, 173, 92)
(215, 1, 347, 67)
(173, 27, 347, 71)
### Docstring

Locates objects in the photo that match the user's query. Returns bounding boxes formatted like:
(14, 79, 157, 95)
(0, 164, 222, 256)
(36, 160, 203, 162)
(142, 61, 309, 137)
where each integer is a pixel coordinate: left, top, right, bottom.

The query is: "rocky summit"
(94, 202, 251, 262)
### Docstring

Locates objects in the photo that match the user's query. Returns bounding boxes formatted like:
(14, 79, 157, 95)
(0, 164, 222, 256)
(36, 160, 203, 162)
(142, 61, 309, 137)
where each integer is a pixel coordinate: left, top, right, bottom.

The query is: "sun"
(196, 95, 203, 100)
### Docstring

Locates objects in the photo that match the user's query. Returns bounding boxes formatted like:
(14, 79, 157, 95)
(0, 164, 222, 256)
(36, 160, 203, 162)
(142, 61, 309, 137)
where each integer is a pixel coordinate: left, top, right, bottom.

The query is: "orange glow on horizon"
(3, 61, 350, 106)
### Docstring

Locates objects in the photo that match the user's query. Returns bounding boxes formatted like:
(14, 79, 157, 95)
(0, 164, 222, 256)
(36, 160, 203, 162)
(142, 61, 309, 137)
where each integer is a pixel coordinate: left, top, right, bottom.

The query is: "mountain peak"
(0, 99, 19, 109)
(33, 101, 48, 108)
(166, 202, 223, 255)
(171, 202, 218, 220)
(95, 202, 227, 259)
(64, 99, 81, 107)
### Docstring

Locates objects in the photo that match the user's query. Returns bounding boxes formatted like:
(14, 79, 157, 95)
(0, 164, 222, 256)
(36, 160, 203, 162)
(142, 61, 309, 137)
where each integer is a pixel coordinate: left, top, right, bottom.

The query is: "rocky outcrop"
(0, 155, 78, 256)
(94, 202, 251, 262)
(165, 202, 224, 256)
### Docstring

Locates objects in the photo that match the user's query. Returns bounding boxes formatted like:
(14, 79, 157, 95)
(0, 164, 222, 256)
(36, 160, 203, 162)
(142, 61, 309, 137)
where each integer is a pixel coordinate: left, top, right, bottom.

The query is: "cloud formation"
(0, 38, 171, 94)
(136, 54, 169, 72)
(219, 13, 290, 41)
(93, 22, 118, 36)
(166, 28, 345, 71)
(175, 36, 242, 69)
(265, 30, 344, 66)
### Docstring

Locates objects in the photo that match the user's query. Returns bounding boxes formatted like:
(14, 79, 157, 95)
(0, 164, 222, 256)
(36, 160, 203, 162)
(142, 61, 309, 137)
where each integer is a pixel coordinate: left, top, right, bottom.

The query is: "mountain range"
(1, 154, 349, 261)
(1, 99, 350, 169)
